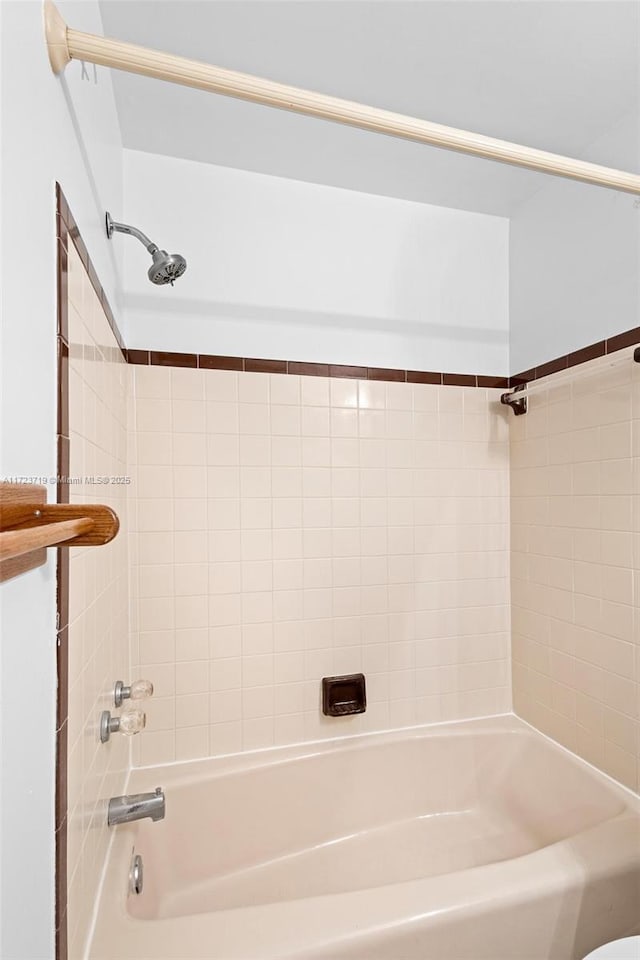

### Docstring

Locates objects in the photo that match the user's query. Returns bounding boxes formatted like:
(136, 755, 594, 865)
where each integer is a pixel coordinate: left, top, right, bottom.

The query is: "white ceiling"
(99, 0, 639, 216)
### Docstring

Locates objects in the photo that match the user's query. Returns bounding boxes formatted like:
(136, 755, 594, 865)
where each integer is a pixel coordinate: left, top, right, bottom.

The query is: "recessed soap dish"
(322, 674, 366, 717)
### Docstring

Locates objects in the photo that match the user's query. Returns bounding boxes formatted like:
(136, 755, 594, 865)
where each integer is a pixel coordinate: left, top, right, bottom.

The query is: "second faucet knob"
(100, 708, 146, 743)
(114, 679, 154, 708)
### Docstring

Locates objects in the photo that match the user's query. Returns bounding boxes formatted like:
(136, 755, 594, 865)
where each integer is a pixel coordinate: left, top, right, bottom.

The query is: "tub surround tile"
(510, 350, 639, 793)
(126, 344, 639, 787)
(129, 365, 511, 762)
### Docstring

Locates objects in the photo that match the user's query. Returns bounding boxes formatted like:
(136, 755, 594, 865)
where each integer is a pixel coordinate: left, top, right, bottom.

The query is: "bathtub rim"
(126, 712, 640, 808)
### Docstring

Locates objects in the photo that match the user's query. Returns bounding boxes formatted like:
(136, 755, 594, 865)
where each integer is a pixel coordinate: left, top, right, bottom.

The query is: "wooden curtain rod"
(44, 0, 640, 196)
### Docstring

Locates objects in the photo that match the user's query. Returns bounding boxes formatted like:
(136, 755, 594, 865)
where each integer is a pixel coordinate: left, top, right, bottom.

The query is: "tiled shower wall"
(128, 365, 511, 765)
(66, 241, 130, 958)
(511, 349, 639, 792)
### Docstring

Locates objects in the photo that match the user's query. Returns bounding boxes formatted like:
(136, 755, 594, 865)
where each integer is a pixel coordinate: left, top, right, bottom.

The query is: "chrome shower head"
(147, 248, 187, 286)
(106, 212, 187, 286)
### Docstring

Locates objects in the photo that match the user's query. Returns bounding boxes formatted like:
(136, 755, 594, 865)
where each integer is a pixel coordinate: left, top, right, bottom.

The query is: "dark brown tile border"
(367, 367, 406, 382)
(56, 340, 69, 440)
(55, 908, 67, 960)
(121, 332, 640, 388)
(56, 183, 125, 364)
(54, 805, 68, 960)
(150, 350, 198, 368)
(124, 352, 519, 387)
(57, 550, 69, 639)
(288, 361, 329, 377)
(606, 326, 640, 354)
(511, 329, 640, 386)
(56, 242, 68, 344)
(199, 354, 244, 371)
(329, 364, 368, 379)
(57, 437, 70, 505)
(57, 188, 70, 229)
(245, 357, 287, 374)
(534, 356, 568, 380)
(407, 371, 443, 385)
(477, 375, 510, 389)
(124, 349, 150, 365)
(55, 184, 70, 960)
(567, 340, 606, 368)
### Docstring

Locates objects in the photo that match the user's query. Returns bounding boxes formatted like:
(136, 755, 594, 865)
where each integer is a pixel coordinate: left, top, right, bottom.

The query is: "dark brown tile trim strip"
(442, 373, 477, 387)
(55, 184, 70, 960)
(124, 349, 151, 366)
(246, 357, 287, 374)
(567, 340, 606, 368)
(200, 353, 243, 371)
(123, 323, 640, 387)
(56, 184, 125, 359)
(407, 371, 442, 385)
(150, 350, 197, 368)
(330, 364, 368, 379)
(511, 329, 640, 386)
(123, 348, 512, 388)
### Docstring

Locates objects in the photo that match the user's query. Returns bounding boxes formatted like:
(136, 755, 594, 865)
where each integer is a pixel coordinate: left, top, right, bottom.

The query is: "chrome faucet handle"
(100, 708, 146, 743)
(114, 678, 154, 708)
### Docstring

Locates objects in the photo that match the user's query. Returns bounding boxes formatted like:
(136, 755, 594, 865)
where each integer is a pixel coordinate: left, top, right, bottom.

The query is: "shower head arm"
(105, 213, 157, 253)
(104, 211, 186, 286)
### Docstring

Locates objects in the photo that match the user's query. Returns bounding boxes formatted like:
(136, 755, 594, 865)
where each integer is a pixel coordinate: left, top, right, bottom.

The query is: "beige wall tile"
(129, 369, 511, 762)
(66, 255, 130, 956)
(511, 353, 639, 794)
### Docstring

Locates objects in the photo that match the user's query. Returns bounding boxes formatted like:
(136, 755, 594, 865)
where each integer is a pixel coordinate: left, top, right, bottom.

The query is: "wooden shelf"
(0, 483, 120, 582)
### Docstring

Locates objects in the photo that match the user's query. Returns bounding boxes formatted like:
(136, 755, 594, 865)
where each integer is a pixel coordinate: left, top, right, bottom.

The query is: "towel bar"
(0, 482, 120, 582)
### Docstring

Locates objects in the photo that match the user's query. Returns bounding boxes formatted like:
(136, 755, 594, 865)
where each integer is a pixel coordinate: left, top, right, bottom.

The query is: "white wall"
(0, 2, 122, 956)
(509, 113, 640, 375)
(122, 150, 510, 376)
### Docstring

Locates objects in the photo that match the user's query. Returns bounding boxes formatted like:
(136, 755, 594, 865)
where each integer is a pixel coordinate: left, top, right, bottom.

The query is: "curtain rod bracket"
(44, 0, 71, 75)
(500, 384, 528, 416)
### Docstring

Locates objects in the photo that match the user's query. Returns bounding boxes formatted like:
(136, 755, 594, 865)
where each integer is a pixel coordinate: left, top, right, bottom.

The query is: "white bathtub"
(90, 716, 640, 960)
